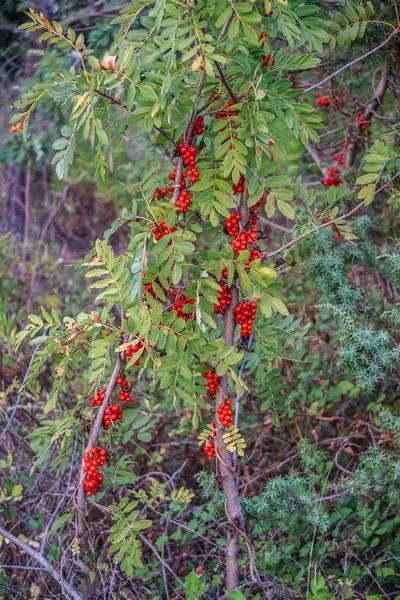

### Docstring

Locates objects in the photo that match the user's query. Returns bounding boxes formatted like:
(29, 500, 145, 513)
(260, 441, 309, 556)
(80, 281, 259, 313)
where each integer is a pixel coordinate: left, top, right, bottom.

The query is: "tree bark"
(215, 183, 248, 589)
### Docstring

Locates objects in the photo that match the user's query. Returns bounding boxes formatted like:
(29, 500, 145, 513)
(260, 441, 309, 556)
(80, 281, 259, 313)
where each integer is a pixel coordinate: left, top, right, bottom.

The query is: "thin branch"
(303, 27, 399, 94)
(76, 345, 130, 538)
(264, 170, 400, 261)
(0, 336, 45, 443)
(94, 88, 177, 148)
(214, 61, 240, 103)
(0, 526, 82, 600)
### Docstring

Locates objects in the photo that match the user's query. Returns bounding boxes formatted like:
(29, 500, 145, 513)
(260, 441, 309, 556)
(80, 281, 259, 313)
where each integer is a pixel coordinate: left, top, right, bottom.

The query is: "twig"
(0, 337, 44, 443)
(0, 526, 82, 600)
(76, 347, 129, 538)
(264, 171, 400, 261)
(20, 158, 32, 278)
(214, 61, 240, 103)
(94, 88, 177, 148)
(303, 27, 399, 94)
(138, 534, 184, 587)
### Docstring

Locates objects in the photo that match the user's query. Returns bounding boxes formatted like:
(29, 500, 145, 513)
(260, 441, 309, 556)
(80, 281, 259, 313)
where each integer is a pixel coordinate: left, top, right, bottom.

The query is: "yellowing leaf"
(191, 54, 204, 71)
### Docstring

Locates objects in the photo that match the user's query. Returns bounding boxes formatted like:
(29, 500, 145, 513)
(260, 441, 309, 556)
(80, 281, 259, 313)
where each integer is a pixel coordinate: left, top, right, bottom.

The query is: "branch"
(264, 171, 400, 261)
(94, 89, 177, 148)
(214, 61, 240, 103)
(303, 27, 399, 95)
(345, 66, 390, 167)
(76, 346, 129, 538)
(0, 526, 82, 600)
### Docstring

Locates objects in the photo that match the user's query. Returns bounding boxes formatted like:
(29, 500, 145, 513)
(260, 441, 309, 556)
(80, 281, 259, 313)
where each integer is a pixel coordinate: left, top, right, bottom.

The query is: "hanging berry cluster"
(213, 100, 240, 120)
(225, 211, 241, 236)
(249, 195, 264, 225)
(217, 398, 233, 428)
(172, 294, 195, 321)
(262, 54, 275, 69)
(203, 368, 220, 395)
(232, 174, 244, 195)
(356, 111, 371, 132)
(315, 92, 330, 107)
(102, 404, 123, 430)
(83, 448, 107, 497)
(322, 166, 341, 187)
(203, 422, 216, 459)
(125, 339, 145, 366)
(333, 152, 345, 166)
(214, 281, 232, 315)
(176, 189, 191, 213)
(90, 388, 105, 407)
(152, 221, 176, 241)
(117, 377, 133, 402)
(234, 301, 257, 337)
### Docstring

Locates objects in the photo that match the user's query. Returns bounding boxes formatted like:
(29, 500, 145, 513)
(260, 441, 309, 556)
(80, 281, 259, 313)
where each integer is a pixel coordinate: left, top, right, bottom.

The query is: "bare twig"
(20, 158, 32, 278)
(303, 27, 399, 94)
(0, 526, 82, 600)
(264, 171, 400, 261)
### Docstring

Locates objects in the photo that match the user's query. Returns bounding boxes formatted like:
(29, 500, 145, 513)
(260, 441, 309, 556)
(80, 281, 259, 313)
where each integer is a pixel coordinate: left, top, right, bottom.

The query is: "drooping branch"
(264, 171, 400, 261)
(303, 27, 399, 95)
(0, 526, 82, 600)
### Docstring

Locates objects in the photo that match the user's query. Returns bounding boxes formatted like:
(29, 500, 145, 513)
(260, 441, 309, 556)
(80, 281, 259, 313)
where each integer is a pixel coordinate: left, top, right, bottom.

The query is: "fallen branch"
(0, 526, 82, 600)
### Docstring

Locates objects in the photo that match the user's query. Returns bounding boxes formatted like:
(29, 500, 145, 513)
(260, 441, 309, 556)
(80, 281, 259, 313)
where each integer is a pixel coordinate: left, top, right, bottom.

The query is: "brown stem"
(20, 158, 32, 278)
(0, 526, 82, 600)
(214, 61, 240, 103)
(264, 170, 400, 261)
(215, 185, 248, 590)
(76, 350, 127, 539)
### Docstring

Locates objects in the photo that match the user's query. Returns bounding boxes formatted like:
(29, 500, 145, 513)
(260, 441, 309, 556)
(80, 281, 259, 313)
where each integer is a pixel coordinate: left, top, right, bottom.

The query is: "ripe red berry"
(83, 447, 107, 496)
(262, 54, 275, 69)
(172, 294, 195, 322)
(202, 367, 220, 395)
(217, 398, 233, 428)
(214, 281, 232, 314)
(233, 301, 257, 337)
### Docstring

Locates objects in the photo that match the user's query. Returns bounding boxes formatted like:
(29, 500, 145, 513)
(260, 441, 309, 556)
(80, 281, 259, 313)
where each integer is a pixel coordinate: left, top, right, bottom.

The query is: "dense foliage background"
(0, 1, 399, 599)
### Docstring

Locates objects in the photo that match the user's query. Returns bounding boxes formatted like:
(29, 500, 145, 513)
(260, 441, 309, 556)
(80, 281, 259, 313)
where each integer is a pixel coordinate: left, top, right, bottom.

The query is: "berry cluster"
(203, 422, 217, 459)
(217, 398, 233, 428)
(214, 100, 240, 120)
(178, 143, 197, 168)
(144, 278, 167, 299)
(173, 294, 195, 321)
(231, 227, 258, 253)
(232, 174, 245, 195)
(125, 339, 145, 366)
(249, 195, 264, 224)
(262, 54, 275, 69)
(102, 404, 123, 430)
(191, 115, 205, 138)
(315, 92, 330, 107)
(225, 211, 241, 236)
(356, 111, 371, 132)
(245, 249, 266, 265)
(117, 377, 133, 402)
(90, 387, 105, 407)
(83, 448, 107, 496)
(152, 221, 176, 242)
(214, 281, 232, 315)
(176, 189, 191, 213)
(203, 369, 220, 395)
(333, 152, 345, 166)
(259, 31, 268, 40)
(322, 176, 341, 187)
(153, 187, 169, 199)
(234, 301, 257, 337)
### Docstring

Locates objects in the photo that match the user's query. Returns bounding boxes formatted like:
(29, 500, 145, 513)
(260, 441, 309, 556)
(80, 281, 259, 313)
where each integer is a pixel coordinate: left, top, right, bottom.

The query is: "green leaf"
(185, 570, 206, 600)
(277, 200, 295, 219)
